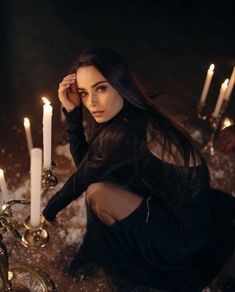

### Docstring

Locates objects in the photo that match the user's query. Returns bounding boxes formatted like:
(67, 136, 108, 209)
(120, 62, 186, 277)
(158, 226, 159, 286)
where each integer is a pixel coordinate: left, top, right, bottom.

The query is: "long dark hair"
(73, 47, 209, 208)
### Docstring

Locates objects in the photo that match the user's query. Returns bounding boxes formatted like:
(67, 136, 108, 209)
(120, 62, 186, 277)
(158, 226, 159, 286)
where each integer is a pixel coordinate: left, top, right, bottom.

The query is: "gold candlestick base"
(2, 263, 57, 292)
(0, 164, 58, 291)
(21, 216, 49, 249)
(7, 284, 31, 292)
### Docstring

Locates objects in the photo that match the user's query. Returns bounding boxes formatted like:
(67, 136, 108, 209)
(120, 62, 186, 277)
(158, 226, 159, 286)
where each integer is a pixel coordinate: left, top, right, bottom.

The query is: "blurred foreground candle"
(30, 148, 42, 227)
(42, 97, 52, 169)
(23, 117, 33, 156)
(224, 66, 235, 101)
(212, 79, 229, 118)
(199, 64, 215, 105)
(0, 169, 9, 204)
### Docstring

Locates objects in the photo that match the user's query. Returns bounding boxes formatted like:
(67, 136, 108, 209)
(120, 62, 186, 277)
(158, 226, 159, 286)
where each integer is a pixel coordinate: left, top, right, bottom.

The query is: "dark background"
(0, 0, 234, 175)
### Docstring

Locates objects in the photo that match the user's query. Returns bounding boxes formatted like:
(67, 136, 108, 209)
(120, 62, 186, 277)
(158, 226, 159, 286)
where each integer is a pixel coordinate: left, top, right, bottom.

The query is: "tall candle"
(212, 79, 229, 118)
(23, 117, 33, 156)
(199, 64, 215, 105)
(0, 169, 9, 204)
(30, 148, 42, 227)
(224, 66, 235, 101)
(42, 97, 53, 169)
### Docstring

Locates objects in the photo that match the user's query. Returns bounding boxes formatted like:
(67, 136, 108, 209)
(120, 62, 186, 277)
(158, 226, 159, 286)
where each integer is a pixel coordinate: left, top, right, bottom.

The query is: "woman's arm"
(43, 172, 88, 221)
(63, 106, 89, 167)
(58, 74, 89, 167)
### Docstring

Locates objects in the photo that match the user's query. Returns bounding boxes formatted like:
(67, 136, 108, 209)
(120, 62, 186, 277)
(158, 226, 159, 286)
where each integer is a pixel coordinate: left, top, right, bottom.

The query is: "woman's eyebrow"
(77, 81, 107, 90)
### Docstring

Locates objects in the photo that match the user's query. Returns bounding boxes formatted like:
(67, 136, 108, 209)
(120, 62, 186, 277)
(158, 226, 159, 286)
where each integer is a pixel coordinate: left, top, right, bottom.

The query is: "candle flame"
(24, 117, 30, 127)
(221, 118, 234, 130)
(42, 97, 51, 105)
(8, 271, 13, 281)
(209, 64, 215, 71)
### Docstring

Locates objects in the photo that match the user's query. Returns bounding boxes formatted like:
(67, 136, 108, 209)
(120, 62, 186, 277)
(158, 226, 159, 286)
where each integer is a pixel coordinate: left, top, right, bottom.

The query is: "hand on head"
(219, 125, 235, 153)
(58, 73, 81, 112)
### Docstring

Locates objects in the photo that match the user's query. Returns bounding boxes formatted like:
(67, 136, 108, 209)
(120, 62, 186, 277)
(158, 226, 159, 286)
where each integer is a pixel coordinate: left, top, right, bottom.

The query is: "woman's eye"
(97, 85, 107, 93)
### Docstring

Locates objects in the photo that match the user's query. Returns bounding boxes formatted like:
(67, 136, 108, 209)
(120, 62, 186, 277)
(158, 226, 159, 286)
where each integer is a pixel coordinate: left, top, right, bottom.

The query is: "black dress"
(43, 106, 235, 292)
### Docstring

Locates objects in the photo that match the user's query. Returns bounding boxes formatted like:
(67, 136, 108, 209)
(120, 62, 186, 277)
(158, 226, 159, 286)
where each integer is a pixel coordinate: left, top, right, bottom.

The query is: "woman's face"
(76, 66, 124, 123)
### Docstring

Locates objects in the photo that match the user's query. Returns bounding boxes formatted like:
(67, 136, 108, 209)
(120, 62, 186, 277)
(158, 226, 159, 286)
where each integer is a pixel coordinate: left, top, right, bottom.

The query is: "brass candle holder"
(197, 102, 209, 121)
(0, 162, 58, 291)
(197, 100, 231, 155)
(22, 215, 49, 249)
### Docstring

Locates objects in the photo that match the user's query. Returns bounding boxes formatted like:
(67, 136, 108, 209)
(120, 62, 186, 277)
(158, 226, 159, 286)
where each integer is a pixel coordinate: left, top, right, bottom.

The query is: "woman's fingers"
(46, 220, 59, 228)
(63, 73, 76, 81)
(57, 74, 81, 112)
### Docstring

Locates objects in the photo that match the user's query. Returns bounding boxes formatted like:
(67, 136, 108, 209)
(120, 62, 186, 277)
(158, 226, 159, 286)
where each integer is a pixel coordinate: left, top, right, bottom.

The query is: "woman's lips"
(91, 111, 105, 117)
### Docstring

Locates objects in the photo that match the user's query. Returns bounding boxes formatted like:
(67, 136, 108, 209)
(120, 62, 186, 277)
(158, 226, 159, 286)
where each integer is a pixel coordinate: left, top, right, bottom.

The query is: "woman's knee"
(86, 182, 108, 205)
(85, 182, 116, 225)
(85, 182, 144, 223)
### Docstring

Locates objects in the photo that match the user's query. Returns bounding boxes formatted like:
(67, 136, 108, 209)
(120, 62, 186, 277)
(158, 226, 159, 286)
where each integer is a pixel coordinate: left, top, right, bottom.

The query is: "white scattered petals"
(11, 179, 30, 199)
(55, 143, 73, 161)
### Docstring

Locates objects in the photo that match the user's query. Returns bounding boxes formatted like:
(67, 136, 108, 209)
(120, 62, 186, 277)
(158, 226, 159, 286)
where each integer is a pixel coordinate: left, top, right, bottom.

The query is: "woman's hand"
(45, 218, 59, 228)
(58, 73, 81, 112)
(219, 125, 235, 153)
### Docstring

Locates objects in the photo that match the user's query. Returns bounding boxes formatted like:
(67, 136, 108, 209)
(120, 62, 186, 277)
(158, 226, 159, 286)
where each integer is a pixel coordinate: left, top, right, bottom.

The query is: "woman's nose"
(89, 93, 98, 107)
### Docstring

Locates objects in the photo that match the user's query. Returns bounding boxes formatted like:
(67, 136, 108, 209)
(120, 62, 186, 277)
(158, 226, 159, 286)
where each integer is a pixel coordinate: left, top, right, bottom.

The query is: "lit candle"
(23, 117, 33, 156)
(0, 169, 9, 204)
(42, 97, 53, 169)
(224, 66, 235, 101)
(30, 148, 42, 227)
(199, 64, 215, 105)
(212, 79, 229, 118)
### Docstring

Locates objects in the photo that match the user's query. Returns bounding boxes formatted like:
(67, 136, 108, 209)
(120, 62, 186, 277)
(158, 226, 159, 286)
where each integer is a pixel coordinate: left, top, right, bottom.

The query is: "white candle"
(42, 97, 53, 169)
(0, 169, 9, 204)
(224, 66, 235, 101)
(30, 148, 42, 227)
(199, 64, 215, 105)
(212, 79, 229, 118)
(23, 117, 33, 156)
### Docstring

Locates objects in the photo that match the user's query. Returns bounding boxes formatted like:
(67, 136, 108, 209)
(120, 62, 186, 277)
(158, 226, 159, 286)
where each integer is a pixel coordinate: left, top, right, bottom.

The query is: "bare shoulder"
(146, 127, 201, 167)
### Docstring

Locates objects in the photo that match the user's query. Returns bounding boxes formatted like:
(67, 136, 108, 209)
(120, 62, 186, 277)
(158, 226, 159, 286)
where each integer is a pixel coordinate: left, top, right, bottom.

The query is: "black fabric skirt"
(70, 192, 235, 292)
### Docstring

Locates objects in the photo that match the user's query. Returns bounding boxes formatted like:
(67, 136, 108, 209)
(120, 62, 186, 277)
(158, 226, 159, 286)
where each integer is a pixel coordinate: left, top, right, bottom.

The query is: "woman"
(43, 47, 235, 291)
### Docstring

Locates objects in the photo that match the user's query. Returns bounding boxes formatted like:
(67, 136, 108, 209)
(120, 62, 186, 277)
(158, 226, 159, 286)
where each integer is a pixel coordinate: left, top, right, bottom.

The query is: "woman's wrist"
(64, 105, 77, 113)
(62, 106, 83, 123)
(63, 105, 82, 113)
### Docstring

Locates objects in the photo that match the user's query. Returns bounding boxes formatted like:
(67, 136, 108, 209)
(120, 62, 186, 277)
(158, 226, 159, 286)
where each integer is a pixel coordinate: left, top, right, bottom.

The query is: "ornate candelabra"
(0, 163, 58, 292)
(197, 100, 233, 155)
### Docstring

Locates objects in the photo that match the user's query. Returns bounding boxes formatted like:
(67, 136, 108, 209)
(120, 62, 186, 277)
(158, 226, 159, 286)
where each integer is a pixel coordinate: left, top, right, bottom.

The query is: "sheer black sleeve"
(42, 172, 88, 221)
(62, 106, 89, 168)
